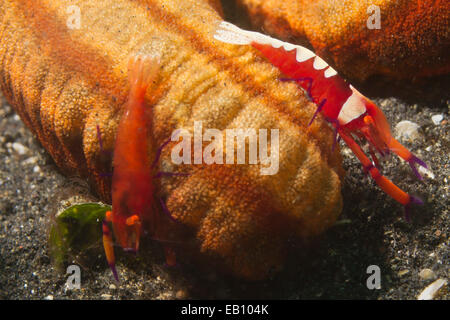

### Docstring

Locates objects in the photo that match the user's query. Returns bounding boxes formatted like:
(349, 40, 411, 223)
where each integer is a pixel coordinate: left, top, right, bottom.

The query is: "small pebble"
(431, 114, 444, 125)
(11, 142, 28, 155)
(22, 156, 38, 166)
(176, 289, 188, 299)
(44, 295, 54, 300)
(419, 268, 436, 280)
(398, 269, 409, 277)
(101, 294, 112, 300)
(109, 284, 116, 290)
(417, 279, 447, 300)
(395, 120, 421, 141)
(418, 166, 435, 179)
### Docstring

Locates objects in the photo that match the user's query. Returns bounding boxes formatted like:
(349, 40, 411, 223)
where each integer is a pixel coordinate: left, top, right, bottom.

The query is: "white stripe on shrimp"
(214, 21, 337, 79)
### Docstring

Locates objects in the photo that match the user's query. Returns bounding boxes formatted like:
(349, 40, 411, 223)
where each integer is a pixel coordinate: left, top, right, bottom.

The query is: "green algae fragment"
(49, 203, 111, 269)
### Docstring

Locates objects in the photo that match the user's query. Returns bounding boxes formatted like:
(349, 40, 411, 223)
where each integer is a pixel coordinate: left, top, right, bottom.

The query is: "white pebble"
(431, 114, 443, 125)
(101, 294, 112, 300)
(33, 166, 41, 173)
(44, 295, 54, 300)
(417, 279, 447, 300)
(395, 120, 421, 141)
(22, 156, 38, 166)
(419, 268, 436, 280)
(418, 166, 435, 180)
(11, 142, 28, 155)
(398, 269, 409, 277)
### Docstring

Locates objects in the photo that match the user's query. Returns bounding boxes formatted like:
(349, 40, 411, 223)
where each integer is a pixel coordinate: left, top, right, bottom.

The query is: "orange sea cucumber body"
(0, 0, 343, 279)
(236, 0, 450, 81)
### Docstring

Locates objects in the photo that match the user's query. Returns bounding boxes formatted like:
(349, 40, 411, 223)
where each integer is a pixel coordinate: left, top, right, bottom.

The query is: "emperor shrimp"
(102, 55, 180, 281)
(214, 21, 427, 219)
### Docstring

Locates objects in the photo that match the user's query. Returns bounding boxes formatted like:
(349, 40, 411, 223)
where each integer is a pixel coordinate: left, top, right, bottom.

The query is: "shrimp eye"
(363, 115, 374, 126)
(126, 214, 140, 226)
(105, 210, 113, 221)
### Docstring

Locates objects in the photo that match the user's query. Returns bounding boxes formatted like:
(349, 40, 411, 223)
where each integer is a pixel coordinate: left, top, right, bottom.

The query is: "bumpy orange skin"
(236, 0, 450, 81)
(0, 0, 343, 279)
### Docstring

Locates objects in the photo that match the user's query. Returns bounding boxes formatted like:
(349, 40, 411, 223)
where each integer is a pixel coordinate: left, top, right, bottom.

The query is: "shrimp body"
(103, 55, 160, 280)
(214, 22, 427, 216)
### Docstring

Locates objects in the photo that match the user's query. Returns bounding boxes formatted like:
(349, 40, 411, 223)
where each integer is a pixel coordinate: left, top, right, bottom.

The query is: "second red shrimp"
(102, 55, 162, 281)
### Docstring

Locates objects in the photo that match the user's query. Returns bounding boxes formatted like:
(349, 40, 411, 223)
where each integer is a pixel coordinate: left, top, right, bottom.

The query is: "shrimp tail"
(214, 21, 257, 45)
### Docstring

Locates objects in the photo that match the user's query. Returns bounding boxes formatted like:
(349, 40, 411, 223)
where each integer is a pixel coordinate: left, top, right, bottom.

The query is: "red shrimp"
(102, 55, 161, 281)
(214, 22, 427, 218)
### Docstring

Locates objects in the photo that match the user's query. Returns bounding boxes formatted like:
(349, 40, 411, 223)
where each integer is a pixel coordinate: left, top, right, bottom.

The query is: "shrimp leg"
(338, 130, 422, 220)
(102, 211, 119, 281)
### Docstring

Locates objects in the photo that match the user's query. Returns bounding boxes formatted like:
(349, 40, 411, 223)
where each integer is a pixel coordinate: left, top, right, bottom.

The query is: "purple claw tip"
(163, 262, 178, 269)
(409, 163, 423, 180)
(409, 155, 428, 180)
(410, 195, 424, 206)
(100, 172, 113, 177)
(404, 195, 423, 222)
(412, 155, 427, 168)
(159, 197, 179, 223)
(110, 264, 119, 282)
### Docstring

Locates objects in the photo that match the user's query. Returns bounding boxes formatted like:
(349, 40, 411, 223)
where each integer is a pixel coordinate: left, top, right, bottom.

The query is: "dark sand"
(1, 80, 448, 299)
